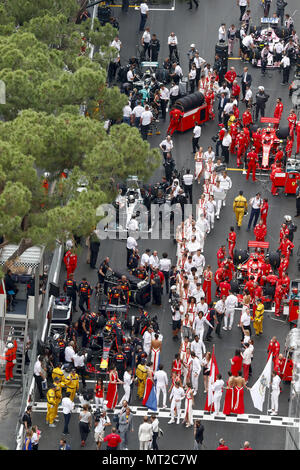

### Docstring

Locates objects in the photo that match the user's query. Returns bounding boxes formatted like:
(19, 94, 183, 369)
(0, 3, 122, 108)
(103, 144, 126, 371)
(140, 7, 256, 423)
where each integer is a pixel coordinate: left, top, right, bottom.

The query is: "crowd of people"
(19, 0, 300, 452)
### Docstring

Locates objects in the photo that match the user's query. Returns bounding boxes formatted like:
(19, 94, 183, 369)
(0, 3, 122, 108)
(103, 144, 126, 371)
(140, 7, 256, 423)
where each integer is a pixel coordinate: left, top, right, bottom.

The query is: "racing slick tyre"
(230, 279, 240, 294)
(233, 249, 248, 265)
(276, 126, 289, 139)
(268, 251, 280, 269)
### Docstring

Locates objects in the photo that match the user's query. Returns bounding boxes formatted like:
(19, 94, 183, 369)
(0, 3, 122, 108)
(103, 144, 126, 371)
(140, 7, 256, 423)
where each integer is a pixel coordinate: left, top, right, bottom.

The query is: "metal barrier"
(285, 316, 300, 450)
(15, 243, 63, 450)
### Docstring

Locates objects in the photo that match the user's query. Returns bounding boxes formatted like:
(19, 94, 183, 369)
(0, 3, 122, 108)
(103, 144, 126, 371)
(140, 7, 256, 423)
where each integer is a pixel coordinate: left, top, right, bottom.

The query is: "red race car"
(253, 118, 289, 172)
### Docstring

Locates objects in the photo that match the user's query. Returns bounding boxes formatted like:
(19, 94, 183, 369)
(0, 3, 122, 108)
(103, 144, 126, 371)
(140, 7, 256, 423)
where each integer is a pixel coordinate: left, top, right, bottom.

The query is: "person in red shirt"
(270, 161, 282, 196)
(244, 276, 255, 299)
(5, 340, 17, 382)
(296, 120, 300, 155)
(267, 336, 280, 363)
(205, 89, 215, 120)
(217, 245, 226, 267)
(279, 223, 290, 241)
(224, 67, 237, 87)
(236, 131, 247, 167)
(274, 282, 285, 317)
(217, 438, 229, 450)
(230, 122, 239, 153)
(286, 136, 294, 159)
(233, 104, 240, 120)
(103, 427, 122, 450)
(221, 258, 235, 282)
(278, 272, 290, 292)
(278, 255, 289, 278)
(273, 97, 283, 129)
(230, 349, 243, 376)
(219, 278, 231, 297)
(242, 108, 253, 128)
(246, 147, 258, 181)
(64, 250, 78, 279)
(278, 235, 294, 261)
(252, 128, 262, 154)
(243, 126, 250, 147)
(214, 267, 225, 297)
(254, 219, 267, 241)
(287, 109, 297, 137)
(167, 108, 184, 136)
(260, 198, 269, 226)
(231, 80, 240, 101)
(274, 146, 284, 164)
(227, 226, 236, 259)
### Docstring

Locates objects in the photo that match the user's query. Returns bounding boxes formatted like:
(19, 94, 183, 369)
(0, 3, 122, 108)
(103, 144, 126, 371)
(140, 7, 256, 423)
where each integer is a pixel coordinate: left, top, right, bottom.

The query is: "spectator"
(103, 427, 122, 450)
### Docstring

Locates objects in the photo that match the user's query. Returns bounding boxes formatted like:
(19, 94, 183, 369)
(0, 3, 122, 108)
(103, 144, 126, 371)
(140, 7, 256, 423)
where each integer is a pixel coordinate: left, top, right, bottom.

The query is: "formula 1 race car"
(232, 240, 280, 286)
(252, 119, 289, 171)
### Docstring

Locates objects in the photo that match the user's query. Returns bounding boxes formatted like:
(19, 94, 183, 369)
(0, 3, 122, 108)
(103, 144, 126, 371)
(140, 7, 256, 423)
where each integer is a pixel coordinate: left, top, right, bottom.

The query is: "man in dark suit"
(239, 66, 252, 101)
(218, 92, 229, 124)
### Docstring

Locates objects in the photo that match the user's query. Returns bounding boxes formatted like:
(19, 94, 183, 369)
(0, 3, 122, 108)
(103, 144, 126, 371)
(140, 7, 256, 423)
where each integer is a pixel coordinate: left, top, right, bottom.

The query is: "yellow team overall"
(136, 364, 147, 399)
(53, 382, 62, 421)
(52, 366, 65, 386)
(252, 302, 265, 335)
(46, 388, 56, 425)
(66, 372, 79, 401)
(233, 195, 248, 227)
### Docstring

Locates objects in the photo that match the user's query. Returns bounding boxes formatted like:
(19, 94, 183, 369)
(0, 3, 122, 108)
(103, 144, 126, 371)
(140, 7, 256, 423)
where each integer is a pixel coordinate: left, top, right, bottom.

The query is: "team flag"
(250, 353, 273, 412)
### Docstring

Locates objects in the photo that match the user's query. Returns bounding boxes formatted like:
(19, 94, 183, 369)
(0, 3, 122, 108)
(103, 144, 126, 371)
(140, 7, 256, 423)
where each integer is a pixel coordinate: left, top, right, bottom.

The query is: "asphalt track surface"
(31, 0, 300, 450)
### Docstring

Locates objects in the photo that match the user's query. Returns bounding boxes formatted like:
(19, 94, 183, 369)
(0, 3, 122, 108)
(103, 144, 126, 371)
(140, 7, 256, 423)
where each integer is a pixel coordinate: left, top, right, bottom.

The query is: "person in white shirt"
(149, 250, 159, 270)
(154, 364, 168, 408)
(169, 82, 179, 106)
(127, 235, 138, 267)
(219, 170, 232, 206)
(111, 36, 122, 52)
(168, 32, 179, 61)
(141, 248, 151, 269)
(206, 194, 216, 232)
(140, 105, 153, 140)
(139, 1, 149, 32)
(192, 283, 205, 304)
(197, 298, 208, 315)
(193, 53, 206, 83)
(280, 53, 290, 85)
(64, 342, 76, 366)
(143, 327, 152, 356)
(131, 101, 144, 128)
(241, 343, 252, 383)
(118, 368, 133, 405)
(192, 249, 205, 277)
(127, 66, 136, 83)
(218, 23, 226, 43)
(159, 135, 173, 160)
(141, 27, 151, 60)
(247, 192, 262, 231)
(33, 356, 46, 399)
(159, 252, 172, 293)
(189, 64, 197, 93)
(159, 84, 170, 121)
(127, 214, 139, 233)
(204, 146, 215, 162)
(62, 392, 75, 435)
(268, 371, 281, 415)
(168, 381, 185, 424)
(217, 84, 230, 99)
(224, 292, 238, 330)
(138, 416, 153, 450)
(182, 169, 194, 204)
(212, 373, 224, 415)
(215, 296, 226, 337)
(221, 131, 232, 165)
(212, 180, 224, 219)
(94, 411, 111, 450)
(123, 102, 132, 125)
(191, 352, 201, 395)
(171, 63, 183, 83)
(193, 311, 212, 342)
(192, 123, 201, 153)
(241, 33, 254, 61)
(191, 335, 206, 359)
(244, 85, 252, 107)
(150, 416, 160, 450)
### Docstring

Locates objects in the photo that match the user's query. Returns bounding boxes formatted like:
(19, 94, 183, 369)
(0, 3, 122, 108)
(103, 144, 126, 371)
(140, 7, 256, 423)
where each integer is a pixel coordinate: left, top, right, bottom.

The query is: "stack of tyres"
(175, 92, 205, 112)
(215, 42, 228, 72)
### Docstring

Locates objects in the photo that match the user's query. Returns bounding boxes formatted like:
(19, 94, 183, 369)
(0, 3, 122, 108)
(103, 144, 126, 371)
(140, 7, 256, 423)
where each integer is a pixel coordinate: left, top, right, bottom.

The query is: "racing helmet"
(258, 86, 264, 92)
(284, 215, 292, 222)
(292, 287, 298, 295)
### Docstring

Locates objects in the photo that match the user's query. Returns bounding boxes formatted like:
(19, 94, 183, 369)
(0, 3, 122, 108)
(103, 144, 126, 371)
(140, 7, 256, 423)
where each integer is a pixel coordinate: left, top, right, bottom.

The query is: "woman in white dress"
(194, 147, 204, 183)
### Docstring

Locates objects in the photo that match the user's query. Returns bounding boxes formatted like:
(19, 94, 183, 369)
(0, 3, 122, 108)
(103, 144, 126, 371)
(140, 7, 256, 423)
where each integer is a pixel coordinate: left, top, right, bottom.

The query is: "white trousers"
(271, 389, 280, 412)
(95, 397, 104, 409)
(215, 200, 222, 217)
(224, 309, 235, 329)
(156, 385, 167, 407)
(171, 399, 181, 421)
(140, 440, 150, 450)
(213, 391, 222, 413)
(191, 372, 199, 393)
(207, 212, 215, 230)
(118, 384, 131, 405)
(195, 327, 205, 343)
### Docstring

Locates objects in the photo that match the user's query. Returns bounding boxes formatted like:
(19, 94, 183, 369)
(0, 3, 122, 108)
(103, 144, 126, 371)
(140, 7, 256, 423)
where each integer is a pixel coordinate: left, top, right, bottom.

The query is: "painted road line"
(227, 168, 244, 171)
(107, 0, 175, 11)
(32, 402, 297, 428)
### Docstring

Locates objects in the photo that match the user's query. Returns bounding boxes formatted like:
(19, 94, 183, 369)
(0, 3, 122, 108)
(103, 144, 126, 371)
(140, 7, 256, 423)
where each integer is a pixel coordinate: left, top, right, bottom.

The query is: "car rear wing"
(248, 240, 269, 249)
(260, 117, 279, 124)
